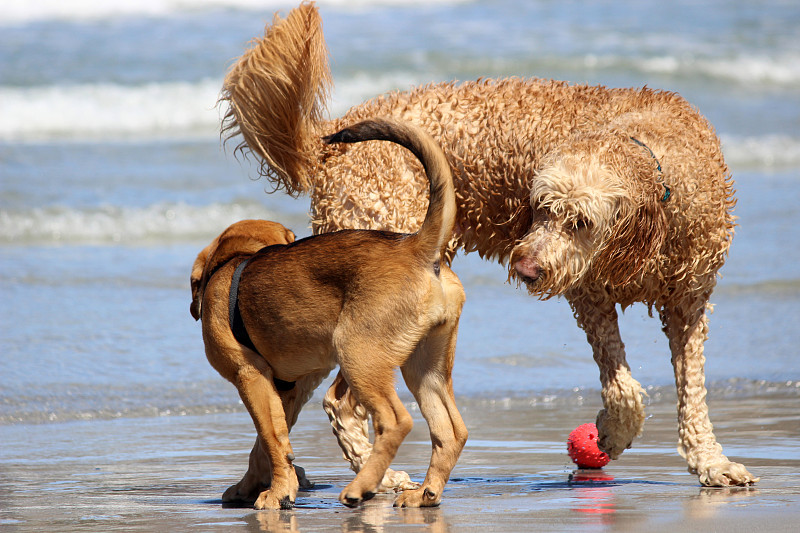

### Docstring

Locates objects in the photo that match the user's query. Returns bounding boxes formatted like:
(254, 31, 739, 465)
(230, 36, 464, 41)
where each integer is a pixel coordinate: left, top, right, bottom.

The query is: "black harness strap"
(228, 258, 296, 392)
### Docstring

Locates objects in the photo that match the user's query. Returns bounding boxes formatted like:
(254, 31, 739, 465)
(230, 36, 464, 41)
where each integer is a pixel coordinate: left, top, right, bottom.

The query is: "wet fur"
(218, 2, 756, 487)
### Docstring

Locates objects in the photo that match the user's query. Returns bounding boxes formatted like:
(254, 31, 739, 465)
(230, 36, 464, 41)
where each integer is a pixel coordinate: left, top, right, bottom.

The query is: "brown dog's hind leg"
(395, 321, 468, 507)
(661, 301, 758, 486)
(335, 356, 414, 507)
(233, 357, 299, 509)
(222, 369, 327, 502)
(569, 290, 646, 459)
(323, 372, 419, 492)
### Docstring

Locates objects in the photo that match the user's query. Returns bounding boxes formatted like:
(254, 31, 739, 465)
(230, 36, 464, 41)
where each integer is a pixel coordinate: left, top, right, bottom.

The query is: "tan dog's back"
(237, 231, 434, 379)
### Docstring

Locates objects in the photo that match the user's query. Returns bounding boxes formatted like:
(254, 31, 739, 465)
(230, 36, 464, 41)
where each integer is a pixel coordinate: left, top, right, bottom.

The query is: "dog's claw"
(339, 494, 362, 508)
(338, 488, 376, 508)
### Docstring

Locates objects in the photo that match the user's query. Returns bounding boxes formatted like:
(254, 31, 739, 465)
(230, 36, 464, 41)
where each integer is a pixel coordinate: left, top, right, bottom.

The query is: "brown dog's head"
(510, 132, 668, 297)
(190, 219, 296, 320)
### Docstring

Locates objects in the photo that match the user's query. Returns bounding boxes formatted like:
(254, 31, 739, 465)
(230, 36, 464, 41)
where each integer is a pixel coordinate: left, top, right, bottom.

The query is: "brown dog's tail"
(219, 2, 331, 195)
(324, 118, 456, 263)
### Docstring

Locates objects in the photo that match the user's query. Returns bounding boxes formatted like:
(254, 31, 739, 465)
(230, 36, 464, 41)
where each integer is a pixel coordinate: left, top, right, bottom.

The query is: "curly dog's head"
(510, 132, 668, 297)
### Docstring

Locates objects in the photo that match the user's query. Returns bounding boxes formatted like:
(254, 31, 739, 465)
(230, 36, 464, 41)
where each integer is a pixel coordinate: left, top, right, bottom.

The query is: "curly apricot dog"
(191, 118, 467, 509)
(218, 2, 756, 488)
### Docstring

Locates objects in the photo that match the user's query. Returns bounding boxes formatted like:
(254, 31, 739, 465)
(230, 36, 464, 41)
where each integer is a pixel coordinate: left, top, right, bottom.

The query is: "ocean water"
(1, 0, 799, 432)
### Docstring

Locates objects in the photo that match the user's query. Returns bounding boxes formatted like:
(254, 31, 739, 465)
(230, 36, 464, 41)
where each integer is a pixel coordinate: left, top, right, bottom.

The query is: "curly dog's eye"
(572, 218, 590, 231)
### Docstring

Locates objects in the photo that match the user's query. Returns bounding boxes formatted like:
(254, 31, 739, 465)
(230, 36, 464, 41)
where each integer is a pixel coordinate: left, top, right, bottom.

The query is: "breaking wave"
(0, 201, 280, 244)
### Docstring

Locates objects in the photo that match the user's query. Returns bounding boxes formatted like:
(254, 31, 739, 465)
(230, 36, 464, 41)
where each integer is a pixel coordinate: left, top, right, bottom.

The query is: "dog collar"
(630, 137, 671, 202)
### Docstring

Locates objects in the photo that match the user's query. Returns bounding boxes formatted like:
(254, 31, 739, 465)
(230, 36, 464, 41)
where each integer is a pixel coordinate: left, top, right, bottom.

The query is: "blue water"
(1, 0, 799, 425)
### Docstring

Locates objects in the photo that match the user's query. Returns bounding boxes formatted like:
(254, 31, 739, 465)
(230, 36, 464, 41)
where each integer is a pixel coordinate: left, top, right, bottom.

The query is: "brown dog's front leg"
(323, 371, 418, 492)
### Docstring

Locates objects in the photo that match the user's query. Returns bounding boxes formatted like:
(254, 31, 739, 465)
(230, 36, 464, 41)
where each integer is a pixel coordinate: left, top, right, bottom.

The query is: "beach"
(1, 0, 799, 530)
(3, 388, 800, 531)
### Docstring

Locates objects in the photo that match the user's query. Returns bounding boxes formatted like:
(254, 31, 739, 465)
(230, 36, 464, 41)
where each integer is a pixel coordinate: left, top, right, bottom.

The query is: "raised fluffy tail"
(324, 118, 456, 262)
(219, 2, 331, 195)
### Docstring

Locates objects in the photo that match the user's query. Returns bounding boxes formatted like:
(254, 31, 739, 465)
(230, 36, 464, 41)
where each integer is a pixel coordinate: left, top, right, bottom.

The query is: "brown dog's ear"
(592, 189, 667, 288)
(190, 239, 215, 321)
(190, 277, 202, 320)
(284, 227, 296, 243)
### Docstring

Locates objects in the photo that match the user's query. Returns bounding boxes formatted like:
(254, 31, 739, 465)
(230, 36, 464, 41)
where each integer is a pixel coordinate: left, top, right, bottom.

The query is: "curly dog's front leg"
(570, 291, 646, 459)
(323, 371, 418, 492)
(662, 303, 758, 486)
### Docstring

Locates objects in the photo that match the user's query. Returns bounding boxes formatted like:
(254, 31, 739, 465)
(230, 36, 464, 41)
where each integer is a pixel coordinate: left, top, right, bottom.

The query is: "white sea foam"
(0, 0, 467, 25)
(329, 71, 425, 115)
(640, 53, 800, 87)
(0, 74, 418, 142)
(722, 135, 800, 171)
(0, 80, 222, 141)
(0, 201, 278, 244)
(579, 52, 800, 88)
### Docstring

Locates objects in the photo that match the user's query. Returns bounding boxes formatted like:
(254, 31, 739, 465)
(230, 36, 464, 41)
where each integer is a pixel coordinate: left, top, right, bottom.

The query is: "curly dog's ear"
(592, 188, 667, 288)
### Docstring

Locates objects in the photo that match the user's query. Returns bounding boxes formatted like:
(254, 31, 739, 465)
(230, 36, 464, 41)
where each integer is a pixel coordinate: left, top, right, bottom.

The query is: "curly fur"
(218, 2, 757, 487)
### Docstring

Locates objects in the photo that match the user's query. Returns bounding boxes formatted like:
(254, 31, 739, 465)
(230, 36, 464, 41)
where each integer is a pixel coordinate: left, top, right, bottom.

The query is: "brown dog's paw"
(222, 482, 259, 504)
(338, 487, 376, 508)
(254, 489, 295, 510)
(393, 487, 440, 508)
(294, 464, 314, 490)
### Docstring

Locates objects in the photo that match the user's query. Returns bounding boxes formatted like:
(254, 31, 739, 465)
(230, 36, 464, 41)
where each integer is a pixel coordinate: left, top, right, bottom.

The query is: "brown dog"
(191, 118, 467, 509)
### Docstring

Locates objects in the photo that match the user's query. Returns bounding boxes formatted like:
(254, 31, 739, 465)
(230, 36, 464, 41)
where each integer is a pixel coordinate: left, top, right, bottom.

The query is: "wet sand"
(2, 388, 799, 532)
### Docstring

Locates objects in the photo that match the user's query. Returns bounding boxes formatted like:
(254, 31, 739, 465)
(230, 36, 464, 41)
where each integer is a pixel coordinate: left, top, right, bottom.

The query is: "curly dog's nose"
(514, 257, 541, 281)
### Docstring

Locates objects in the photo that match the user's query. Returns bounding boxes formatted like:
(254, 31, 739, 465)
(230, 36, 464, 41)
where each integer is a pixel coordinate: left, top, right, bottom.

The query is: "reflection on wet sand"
(244, 495, 451, 533)
(569, 469, 617, 520)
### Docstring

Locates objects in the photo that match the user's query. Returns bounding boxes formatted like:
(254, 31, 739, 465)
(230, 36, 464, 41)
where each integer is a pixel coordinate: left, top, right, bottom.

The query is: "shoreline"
(2, 391, 798, 532)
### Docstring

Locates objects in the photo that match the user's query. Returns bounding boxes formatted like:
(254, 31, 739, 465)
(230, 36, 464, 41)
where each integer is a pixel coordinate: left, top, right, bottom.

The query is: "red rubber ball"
(567, 423, 610, 468)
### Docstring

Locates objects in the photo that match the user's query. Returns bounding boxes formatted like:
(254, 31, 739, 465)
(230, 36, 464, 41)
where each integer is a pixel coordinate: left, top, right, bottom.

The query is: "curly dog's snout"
(514, 256, 541, 282)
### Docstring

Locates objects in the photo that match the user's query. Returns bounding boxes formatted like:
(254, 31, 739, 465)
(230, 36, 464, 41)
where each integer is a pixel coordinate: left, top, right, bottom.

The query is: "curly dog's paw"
(595, 409, 638, 459)
(393, 487, 440, 508)
(698, 459, 759, 487)
(379, 468, 421, 492)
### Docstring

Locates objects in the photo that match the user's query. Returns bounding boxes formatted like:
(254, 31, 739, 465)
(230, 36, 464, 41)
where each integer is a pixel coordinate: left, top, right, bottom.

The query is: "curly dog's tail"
(220, 2, 331, 195)
(324, 118, 456, 263)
